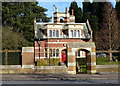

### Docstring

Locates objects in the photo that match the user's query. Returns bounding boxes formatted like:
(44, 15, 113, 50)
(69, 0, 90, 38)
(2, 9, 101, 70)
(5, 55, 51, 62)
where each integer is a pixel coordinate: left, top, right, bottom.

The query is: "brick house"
(33, 7, 96, 74)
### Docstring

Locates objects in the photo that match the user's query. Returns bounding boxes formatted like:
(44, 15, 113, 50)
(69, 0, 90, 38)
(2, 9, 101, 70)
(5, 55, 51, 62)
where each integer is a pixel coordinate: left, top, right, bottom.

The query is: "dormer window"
(71, 30, 74, 37)
(78, 30, 80, 37)
(56, 30, 59, 37)
(70, 30, 81, 38)
(53, 30, 55, 37)
(74, 30, 76, 37)
(49, 30, 52, 37)
(49, 30, 59, 37)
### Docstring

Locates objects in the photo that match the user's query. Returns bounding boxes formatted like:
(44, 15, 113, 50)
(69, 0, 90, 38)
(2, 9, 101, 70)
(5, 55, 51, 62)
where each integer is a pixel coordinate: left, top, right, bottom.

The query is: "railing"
(0, 49, 21, 65)
(1, 49, 119, 65)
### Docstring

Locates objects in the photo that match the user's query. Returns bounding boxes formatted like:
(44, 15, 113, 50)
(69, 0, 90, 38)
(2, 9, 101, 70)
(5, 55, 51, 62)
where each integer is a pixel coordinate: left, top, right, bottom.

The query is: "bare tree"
(95, 2, 119, 61)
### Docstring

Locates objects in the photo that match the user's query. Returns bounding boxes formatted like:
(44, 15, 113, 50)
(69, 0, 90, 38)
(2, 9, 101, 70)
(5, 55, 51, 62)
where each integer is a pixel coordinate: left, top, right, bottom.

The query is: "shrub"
(37, 59, 49, 66)
(50, 58, 60, 66)
(37, 58, 60, 66)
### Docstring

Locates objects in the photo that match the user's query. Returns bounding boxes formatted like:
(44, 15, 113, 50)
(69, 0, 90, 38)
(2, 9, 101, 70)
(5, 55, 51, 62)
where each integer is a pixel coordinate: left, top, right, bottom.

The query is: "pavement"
(1, 72, 119, 81)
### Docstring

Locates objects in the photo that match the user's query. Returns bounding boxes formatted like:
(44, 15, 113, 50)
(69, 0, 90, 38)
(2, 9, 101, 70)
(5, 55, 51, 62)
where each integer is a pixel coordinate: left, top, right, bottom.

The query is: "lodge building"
(33, 7, 96, 74)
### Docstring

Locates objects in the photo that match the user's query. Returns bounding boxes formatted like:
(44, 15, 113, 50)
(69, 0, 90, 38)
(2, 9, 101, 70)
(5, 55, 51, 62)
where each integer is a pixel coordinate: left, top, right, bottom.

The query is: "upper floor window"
(78, 30, 80, 37)
(74, 30, 76, 37)
(71, 30, 74, 37)
(71, 30, 81, 37)
(53, 30, 55, 37)
(49, 30, 59, 37)
(49, 30, 52, 37)
(56, 30, 59, 37)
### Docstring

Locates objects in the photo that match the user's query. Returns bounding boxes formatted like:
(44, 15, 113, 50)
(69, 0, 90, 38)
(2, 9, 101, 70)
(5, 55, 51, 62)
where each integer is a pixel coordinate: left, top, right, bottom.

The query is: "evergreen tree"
(90, 15, 98, 34)
(82, 0, 91, 22)
(69, 1, 82, 23)
(115, 0, 120, 50)
(90, 1, 102, 42)
(2, 2, 51, 46)
(116, 1, 120, 20)
(83, 0, 99, 37)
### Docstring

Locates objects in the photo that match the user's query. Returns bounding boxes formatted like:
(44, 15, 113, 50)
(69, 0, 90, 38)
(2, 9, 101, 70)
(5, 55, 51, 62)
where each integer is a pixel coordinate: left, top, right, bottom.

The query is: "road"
(1, 79, 119, 86)
(1, 79, 119, 84)
(1, 73, 119, 86)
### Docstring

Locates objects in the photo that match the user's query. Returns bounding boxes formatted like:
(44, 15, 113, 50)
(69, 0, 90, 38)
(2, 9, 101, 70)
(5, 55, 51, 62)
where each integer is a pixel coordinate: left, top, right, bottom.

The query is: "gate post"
(22, 47, 34, 68)
(87, 47, 96, 74)
(67, 48, 76, 74)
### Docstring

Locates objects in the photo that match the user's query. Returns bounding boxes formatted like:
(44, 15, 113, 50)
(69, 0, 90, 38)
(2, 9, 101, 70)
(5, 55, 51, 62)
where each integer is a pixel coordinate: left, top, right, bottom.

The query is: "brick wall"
(22, 47, 34, 68)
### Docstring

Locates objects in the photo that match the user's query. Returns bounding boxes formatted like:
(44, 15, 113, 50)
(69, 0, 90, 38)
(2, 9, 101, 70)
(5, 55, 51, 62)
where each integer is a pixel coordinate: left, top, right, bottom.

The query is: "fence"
(0, 49, 119, 65)
(0, 49, 21, 65)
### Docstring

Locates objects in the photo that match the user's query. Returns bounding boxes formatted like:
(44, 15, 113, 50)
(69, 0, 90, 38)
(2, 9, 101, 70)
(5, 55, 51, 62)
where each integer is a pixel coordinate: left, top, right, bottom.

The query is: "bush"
(37, 59, 49, 66)
(37, 58, 60, 66)
(50, 58, 60, 66)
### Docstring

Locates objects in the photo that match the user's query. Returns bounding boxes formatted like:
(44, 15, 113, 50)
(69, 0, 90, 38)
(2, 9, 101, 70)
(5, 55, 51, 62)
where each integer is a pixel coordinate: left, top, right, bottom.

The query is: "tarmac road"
(1, 79, 119, 84)
(1, 73, 119, 80)
(1, 73, 119, 86)
(1, 79, 119, 86)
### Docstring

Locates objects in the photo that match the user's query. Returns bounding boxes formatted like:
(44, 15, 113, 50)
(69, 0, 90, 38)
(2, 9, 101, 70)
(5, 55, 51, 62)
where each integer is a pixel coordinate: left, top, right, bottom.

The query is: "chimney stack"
(56, 7, 58, 12)
(72, 9, 74, 15)
(66, 7, 68, 13)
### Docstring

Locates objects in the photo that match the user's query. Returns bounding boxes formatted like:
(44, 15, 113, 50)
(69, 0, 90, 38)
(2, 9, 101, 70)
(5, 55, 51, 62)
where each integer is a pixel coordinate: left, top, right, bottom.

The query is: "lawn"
(96, 57, 120, 65)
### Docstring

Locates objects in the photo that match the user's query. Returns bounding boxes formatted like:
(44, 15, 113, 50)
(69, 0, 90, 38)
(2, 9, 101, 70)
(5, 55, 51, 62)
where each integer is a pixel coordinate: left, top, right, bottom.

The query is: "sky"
(37, 0, 116, 22)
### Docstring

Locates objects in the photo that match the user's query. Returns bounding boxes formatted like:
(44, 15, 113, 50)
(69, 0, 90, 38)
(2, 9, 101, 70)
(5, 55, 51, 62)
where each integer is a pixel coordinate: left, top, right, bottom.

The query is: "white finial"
(34, 18, 36, 23)
(53, 5, 58, 12)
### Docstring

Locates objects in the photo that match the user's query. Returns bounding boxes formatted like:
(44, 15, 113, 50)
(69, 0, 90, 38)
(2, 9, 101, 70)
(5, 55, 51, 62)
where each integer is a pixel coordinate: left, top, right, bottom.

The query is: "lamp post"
(38, 39, 41, 60)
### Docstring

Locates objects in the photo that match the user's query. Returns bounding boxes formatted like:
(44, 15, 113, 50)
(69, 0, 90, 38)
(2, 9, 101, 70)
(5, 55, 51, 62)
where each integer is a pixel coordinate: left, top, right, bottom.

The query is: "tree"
(82, 0, 91, 22)
(82, 0, 99, 38)
(69, 1, 82, 23)
(2, 2, 51, 46)
(95, 2, 119, 61)
(2, 26, 29, 50)
(115, 1, 120, 50)
(90, 15, 98, 34)
(116, 1, 120, 20)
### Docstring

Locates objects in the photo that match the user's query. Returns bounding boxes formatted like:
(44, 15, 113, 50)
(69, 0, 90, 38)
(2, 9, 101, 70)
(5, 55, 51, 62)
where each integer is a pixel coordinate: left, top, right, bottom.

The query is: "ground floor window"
(49, 49, 52, 57)
(76, 51, 86, 58)
(56, 49, 59, 57)
(49, 49, 59, 57)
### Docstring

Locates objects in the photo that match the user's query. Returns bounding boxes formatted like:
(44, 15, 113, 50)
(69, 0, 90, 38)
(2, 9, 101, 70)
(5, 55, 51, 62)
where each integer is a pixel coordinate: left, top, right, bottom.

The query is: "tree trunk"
(5, 49, 8, 65)
(109, 51, 112, 62)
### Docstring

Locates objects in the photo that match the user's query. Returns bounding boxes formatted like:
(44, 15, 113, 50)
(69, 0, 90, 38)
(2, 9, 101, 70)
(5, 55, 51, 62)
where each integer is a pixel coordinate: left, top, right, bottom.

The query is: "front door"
(61, 49, 67, 65)
(62, 53, 66, 62)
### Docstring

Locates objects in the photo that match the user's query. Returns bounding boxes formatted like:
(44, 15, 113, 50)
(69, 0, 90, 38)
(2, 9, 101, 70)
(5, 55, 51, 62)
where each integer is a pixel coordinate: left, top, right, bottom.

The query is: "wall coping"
(96, 65, 118, 68)
(0, 65, 21, 69)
